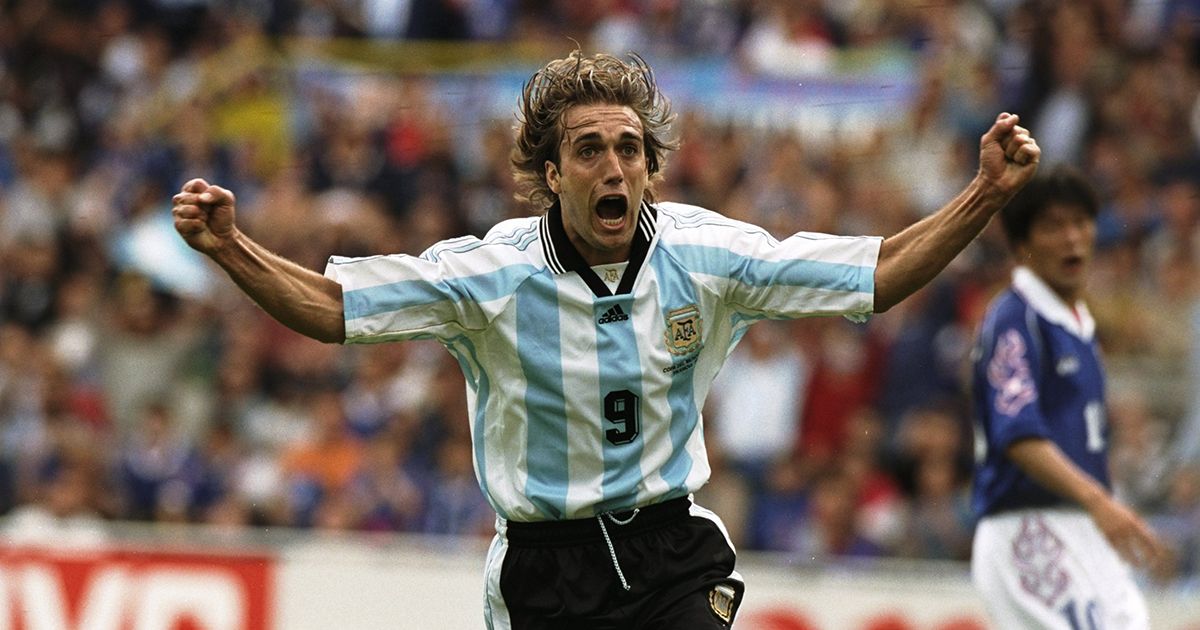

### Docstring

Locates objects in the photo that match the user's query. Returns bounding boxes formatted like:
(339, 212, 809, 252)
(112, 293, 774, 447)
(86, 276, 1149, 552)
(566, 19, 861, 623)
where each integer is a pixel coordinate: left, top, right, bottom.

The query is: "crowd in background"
(2, 0, 1200, 587)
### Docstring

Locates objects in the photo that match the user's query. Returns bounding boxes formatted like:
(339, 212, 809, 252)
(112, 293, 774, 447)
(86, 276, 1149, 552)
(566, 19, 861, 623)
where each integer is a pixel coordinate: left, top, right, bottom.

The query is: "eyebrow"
(567, 130, 643, 147)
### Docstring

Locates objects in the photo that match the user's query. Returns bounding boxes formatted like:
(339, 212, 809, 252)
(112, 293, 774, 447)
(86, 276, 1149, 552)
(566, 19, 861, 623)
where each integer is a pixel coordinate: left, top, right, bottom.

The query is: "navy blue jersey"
(970, 268, 1111, 517)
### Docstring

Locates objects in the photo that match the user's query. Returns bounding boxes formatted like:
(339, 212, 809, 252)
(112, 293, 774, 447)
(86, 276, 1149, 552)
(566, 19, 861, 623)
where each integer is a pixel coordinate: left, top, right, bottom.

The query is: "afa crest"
(665, 305, 703, 356)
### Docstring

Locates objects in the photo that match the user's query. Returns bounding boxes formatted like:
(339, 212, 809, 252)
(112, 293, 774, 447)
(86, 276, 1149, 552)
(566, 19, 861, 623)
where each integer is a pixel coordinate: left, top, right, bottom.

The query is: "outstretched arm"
(172, 178, 346, 343)
(873, 113, 1040, 312)
(1006, 438, 1168, 570)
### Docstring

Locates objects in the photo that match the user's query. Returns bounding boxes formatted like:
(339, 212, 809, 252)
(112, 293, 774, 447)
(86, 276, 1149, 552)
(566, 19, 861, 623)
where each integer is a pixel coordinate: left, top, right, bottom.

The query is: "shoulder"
(976, 287, 1048, 369)
(421, 216, 543, 265)
(981, 287, 1032, 333)
(653, 201, 774, 245)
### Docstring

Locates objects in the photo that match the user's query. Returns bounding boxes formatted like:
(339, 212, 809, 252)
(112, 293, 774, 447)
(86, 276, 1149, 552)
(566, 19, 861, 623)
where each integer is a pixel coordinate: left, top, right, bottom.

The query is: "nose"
(600, 148, 623, 184)
(1063, 219, 1093, 247)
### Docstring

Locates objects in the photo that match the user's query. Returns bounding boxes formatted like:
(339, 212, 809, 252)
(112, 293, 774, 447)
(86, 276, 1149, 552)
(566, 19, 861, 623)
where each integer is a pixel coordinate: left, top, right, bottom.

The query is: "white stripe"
(541, 216, 564, 274)
(688, 499, 737, 553)
(482, 306, 537, 520)
(686, 500, 745, 592)
(483, 526, 512, 630)
(638, 204, 655, 241)
(563, 285, 605, 515)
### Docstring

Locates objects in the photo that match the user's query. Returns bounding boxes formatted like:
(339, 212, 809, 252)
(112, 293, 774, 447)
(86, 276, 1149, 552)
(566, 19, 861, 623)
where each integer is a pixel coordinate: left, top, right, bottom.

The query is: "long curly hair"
(511, 50, 678, 210)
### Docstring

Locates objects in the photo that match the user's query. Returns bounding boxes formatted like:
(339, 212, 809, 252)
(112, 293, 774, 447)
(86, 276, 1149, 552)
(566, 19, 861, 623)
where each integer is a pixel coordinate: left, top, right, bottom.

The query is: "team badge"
(987, 329, 1037, 416)
(708, 583, 737, 624)
(664, 305, 703, 356)
(603, 267, 620, 283)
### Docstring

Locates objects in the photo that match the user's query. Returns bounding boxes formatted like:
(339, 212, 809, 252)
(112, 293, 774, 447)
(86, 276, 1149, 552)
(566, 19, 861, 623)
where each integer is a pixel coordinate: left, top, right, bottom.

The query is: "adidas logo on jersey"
(598, 304, 630, 324)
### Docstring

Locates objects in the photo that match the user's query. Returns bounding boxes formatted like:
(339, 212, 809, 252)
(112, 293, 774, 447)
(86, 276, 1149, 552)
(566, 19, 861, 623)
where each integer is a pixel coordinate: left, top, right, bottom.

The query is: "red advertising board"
(0, 545, 274, 630)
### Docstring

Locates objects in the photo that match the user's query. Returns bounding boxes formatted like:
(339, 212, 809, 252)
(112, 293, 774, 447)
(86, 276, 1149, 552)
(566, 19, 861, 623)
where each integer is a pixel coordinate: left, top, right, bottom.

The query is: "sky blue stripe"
(515, 274, 569, 519)
(668, 244, 873, 293)
(730, 311, 769, 346)
(593, 295, 645, 514)
(444, 336, 508, 520)
(343, 264, 536, 321)
(649, 254, 701, 496)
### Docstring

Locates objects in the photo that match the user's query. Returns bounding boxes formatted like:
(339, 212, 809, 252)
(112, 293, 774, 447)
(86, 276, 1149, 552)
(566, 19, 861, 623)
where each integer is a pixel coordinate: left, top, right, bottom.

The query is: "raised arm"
(874, 113, 1040, 312)
(1006, 438, 1168, 570)
(172, 178, 346, 343)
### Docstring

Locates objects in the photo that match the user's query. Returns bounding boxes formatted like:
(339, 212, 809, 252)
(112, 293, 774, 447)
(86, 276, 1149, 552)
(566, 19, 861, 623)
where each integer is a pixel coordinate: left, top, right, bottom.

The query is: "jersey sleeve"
(324, 237, 532, 344)
(723, 226, 881, 321)
(978, 303, 1052, 451)
(655, 203, 880, 321)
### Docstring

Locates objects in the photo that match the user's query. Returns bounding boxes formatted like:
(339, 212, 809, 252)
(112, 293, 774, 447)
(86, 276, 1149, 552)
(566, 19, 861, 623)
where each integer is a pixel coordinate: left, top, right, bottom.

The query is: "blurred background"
(0, 0, 1199, 625)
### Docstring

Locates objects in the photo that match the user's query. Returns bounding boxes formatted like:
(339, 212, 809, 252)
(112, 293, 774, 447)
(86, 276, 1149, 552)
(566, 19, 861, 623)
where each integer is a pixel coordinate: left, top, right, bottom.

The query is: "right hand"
(172, 178, 237, 255)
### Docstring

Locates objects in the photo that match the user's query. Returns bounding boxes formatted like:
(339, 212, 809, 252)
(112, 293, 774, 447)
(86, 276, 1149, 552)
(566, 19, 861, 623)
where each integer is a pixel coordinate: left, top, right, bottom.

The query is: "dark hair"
(511, 50, 678, 210)
(1000, 165, 1100, 246)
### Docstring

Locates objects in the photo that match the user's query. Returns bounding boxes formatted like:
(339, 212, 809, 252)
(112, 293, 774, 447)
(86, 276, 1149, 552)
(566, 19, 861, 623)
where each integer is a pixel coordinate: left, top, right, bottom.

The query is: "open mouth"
(595, 195, 627, 227)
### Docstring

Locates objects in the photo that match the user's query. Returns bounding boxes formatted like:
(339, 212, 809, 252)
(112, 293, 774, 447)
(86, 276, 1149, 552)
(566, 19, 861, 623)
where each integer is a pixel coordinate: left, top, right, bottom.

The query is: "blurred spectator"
(421, 436, 493, 537)
(796, 318, 884, 469)
(2, 462, 108, 548)
(740, 0, 838, 78)
(887, 403, 972, 497)
(96, 273, 203, 439)
(118, 400, 196, 521)
(1151, 465, 1200, 582)
(896, 453, 973, 561)
(708, 321, 810, 493)
(279, 389, 365, 526)
(840, 408, 905, 554)
(1108, 387, 1174, 512)
(785, 465, 885, 562)
(350, 426, 426, 532)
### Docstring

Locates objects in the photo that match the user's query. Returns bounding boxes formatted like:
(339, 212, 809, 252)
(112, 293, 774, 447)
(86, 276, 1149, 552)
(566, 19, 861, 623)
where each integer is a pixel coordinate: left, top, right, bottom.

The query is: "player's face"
(1016, 202, 1096, 303)
(546, 103, 649, 266)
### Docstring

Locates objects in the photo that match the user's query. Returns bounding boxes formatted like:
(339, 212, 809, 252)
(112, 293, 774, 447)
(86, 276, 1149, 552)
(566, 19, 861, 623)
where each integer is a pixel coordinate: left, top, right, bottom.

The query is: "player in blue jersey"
(173, 50, 1040, 629)
(969, 166, 1168, 629)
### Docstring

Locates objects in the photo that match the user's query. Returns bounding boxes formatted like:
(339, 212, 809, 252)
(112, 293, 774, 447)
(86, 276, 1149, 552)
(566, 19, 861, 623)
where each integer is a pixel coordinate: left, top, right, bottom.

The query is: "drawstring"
(595, 508, 640, 591)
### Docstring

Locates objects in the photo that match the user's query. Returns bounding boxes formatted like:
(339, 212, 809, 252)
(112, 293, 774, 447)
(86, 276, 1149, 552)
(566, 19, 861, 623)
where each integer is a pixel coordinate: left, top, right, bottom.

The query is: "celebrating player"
(969, 166, 1167, 629)
(173, 50, 1040, 629)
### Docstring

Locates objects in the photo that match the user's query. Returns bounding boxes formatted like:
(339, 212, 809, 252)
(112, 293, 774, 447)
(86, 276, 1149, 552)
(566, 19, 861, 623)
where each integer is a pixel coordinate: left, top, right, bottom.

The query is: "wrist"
(1078, 484, 1109, 513)
(971, 172, 1016, 206)
(208, 227, 247, 265)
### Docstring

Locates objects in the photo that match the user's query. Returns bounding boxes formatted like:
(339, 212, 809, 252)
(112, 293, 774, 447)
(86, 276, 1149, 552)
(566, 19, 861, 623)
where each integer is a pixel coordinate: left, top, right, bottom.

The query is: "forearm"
(873, 176, 1010, 312)
(1006, 438, 1109, 511)
(1006, 437, 1168, 568)
(210, 230, 346, 343)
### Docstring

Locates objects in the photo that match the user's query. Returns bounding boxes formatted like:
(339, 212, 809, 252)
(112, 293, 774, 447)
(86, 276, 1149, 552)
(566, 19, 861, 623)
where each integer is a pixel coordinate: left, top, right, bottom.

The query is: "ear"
(545, 160, 561, 195)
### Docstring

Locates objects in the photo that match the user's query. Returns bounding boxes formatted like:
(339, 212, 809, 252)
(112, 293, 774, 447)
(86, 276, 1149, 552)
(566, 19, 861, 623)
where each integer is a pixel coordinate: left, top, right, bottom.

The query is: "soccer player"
(173, 51, 1040, 629)
(969, 166, 1167, 629)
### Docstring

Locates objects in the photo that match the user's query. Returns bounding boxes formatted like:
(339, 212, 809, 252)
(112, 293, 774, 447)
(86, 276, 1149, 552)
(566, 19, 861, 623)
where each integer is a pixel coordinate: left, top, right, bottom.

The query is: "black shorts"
(484, 497, 744, 630)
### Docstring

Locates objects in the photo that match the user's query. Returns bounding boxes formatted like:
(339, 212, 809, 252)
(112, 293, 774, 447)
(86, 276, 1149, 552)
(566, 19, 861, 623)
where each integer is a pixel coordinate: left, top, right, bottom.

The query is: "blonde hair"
(511, 50, 677, 210)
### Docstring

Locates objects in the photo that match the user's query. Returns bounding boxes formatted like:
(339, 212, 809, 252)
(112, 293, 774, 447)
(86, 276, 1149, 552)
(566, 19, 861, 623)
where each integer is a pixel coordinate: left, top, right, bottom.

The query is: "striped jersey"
(970, 267, 1111, 518)
(325, 201, 880, 522)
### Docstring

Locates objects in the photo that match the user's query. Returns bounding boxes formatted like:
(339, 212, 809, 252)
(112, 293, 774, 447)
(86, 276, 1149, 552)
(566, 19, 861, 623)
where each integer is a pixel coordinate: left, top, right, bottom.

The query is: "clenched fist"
(172, 178, 238, 255)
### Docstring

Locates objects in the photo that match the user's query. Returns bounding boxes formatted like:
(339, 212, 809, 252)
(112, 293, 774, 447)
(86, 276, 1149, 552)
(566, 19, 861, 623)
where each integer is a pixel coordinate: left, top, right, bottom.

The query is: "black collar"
(539, 200, 658, 297)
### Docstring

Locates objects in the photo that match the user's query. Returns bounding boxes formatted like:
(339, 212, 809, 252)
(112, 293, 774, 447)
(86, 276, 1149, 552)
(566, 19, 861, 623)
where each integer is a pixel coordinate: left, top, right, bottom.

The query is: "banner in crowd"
(0, 545, 274, 630)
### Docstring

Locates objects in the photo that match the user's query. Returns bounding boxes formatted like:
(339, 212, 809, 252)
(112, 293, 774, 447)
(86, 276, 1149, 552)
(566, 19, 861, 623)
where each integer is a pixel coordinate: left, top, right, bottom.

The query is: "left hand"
(977, 112, 1040, 198)
(1088, 493, 1171, 572)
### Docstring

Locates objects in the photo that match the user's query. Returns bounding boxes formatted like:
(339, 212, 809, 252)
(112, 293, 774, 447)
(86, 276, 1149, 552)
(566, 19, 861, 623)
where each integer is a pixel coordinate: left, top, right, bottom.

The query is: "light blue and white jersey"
(325, 201, 881, 522)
